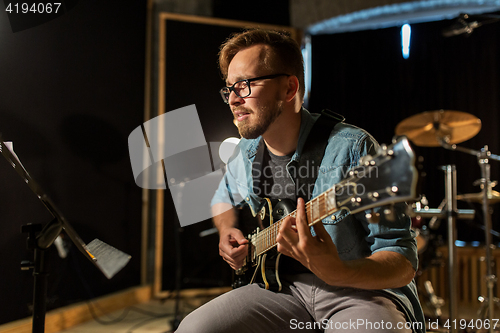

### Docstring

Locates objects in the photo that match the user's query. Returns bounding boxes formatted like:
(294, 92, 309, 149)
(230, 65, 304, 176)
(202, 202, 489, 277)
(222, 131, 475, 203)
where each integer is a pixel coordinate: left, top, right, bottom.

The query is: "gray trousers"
(176, 273, 413, 333)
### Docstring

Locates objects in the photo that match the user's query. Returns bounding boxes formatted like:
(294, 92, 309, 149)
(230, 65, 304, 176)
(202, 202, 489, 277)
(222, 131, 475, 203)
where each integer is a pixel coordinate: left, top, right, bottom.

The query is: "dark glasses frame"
(219, 73, 290, 104)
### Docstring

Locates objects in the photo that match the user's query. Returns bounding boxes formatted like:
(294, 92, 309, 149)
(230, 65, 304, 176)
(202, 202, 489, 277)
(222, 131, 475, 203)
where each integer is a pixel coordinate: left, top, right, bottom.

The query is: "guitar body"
(233, 198, 296, 291)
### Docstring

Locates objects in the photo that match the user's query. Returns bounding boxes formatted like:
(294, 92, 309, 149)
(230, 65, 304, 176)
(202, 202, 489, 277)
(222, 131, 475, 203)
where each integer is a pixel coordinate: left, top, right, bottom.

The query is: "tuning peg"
(365, 209, 380, 223)
(359, 154, 373, 166)
(376, 143, 395, 157)
(378, 143, 387, 154)
(384, 205, 396, 222)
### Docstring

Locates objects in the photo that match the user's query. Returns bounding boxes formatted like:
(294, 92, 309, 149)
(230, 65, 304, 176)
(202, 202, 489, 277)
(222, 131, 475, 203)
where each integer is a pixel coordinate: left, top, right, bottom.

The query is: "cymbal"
(395, 110, 481, 147)
(457, 190, 500, 204)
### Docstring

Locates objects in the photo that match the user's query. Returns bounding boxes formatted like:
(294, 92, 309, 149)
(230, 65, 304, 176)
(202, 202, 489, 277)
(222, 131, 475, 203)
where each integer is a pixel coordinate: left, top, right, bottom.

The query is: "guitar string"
(253, 194, 358, 255)
(255, 196, 325, 254)
(253, 196, 309, 252)
(252, 188, 356, 255)
(252, 183, 342, 253)
(253, 191, 329, 254)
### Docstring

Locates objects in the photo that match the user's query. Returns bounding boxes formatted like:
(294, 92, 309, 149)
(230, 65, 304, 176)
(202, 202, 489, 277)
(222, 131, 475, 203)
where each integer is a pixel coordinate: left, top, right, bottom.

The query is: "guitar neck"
(253, 187, 339, 256)
(250, 136, 418, 258)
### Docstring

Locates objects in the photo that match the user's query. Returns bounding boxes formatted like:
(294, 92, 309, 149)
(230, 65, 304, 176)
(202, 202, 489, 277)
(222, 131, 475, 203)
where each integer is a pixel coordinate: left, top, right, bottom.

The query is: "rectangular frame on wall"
(152, 12, 297, 297)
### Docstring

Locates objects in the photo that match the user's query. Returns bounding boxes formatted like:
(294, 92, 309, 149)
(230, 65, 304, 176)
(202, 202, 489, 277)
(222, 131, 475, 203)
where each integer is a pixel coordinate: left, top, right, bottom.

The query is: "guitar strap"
(294, 109, 344, 201)
(245, 110, 345, 277)
(251, 109, 345, 201)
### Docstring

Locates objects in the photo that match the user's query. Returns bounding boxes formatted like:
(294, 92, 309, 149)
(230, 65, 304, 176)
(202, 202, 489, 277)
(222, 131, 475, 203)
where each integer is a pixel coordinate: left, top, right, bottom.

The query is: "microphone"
(442, 21, 480, 37)
(442, 14, 482, 37)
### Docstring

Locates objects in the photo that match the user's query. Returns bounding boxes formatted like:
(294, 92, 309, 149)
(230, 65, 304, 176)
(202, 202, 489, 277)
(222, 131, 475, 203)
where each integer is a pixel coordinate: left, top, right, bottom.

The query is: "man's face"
(226, 45, 284, 139)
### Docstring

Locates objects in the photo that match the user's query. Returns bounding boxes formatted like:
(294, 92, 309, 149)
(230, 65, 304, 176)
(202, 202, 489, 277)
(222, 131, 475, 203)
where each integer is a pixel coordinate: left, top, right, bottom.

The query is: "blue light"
(401, 24, 411, 59)
(301, 34, 312, 107)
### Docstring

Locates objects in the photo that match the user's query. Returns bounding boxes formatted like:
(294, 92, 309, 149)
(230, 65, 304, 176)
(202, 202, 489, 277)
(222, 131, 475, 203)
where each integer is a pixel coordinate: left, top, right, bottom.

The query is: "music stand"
(0, 135, 131, 333)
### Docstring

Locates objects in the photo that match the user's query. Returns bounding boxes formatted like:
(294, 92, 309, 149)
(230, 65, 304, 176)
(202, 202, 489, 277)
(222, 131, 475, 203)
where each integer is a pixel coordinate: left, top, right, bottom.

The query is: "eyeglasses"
(219, 73, 290, 104)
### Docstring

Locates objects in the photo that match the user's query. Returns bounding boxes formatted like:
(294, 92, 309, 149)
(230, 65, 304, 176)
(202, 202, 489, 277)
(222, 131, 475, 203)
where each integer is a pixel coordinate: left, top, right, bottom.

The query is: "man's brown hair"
(218, 28, 305, 101)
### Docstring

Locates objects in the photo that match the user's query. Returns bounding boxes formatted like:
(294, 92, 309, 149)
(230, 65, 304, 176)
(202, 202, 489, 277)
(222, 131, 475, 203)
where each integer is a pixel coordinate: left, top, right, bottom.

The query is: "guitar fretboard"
(253, 186, 339, 256)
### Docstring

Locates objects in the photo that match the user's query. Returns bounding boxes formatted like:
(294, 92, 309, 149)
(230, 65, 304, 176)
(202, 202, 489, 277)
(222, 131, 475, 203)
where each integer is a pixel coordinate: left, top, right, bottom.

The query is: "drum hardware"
(429, 199, 447, 230)
(411, 207, 475, 221)
(413, 164, 461, 332)
(457, 189, 500, 205)
(411, 204, 475, 258)
(438, 142, 500, 331)
(424, 280, 445, 319)
(411, 195, 428, 229)
(396, 109, 490, 333)
(444, 165, 459, 333)
(478, 295, 500, 323)
(458, 183, 500, 241)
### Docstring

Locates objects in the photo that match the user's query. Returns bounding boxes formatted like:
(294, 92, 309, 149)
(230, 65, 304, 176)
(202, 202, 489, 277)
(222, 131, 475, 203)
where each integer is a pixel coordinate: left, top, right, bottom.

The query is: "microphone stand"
(440, 139, 500, 333)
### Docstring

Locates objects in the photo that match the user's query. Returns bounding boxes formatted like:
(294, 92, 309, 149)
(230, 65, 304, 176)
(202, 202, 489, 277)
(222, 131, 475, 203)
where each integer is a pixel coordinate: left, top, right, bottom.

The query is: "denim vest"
(212, 108, 425, 332)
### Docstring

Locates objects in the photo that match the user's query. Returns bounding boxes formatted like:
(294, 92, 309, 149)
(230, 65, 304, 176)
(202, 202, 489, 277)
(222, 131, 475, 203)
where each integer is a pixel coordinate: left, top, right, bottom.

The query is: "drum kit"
(395, 109, 500, 333)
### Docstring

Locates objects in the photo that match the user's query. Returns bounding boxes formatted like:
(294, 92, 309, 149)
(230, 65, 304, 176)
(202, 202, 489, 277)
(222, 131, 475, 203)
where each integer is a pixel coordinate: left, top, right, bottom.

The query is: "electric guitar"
(232, 136, 418, 291)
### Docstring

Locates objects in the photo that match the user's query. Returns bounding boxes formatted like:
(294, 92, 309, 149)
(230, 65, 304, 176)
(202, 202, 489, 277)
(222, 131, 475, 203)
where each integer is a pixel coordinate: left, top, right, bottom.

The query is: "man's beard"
(234, 102, 283, 139)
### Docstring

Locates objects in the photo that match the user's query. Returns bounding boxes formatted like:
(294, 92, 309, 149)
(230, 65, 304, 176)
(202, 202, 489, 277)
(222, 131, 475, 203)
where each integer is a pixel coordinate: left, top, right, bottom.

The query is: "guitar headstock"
(333, 136, 418, 217)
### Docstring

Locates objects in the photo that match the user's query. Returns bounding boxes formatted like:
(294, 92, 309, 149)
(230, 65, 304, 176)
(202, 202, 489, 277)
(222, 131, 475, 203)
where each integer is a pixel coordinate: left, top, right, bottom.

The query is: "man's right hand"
(218, 227, 248, 270)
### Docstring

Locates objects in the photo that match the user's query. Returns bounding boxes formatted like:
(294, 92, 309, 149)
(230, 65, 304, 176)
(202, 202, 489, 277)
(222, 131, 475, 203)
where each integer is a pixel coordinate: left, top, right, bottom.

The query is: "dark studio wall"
(0, 0, 146, 324)
(156, 16, 294, 292)
(213, 0, 290, 26)
(158, 19, 242, 291)
(309, 14, 500, 244)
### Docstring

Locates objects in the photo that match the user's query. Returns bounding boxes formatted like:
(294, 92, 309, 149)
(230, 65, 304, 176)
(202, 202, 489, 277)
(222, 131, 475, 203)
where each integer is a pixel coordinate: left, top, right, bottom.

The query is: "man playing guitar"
(176, 29, 425, 333)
